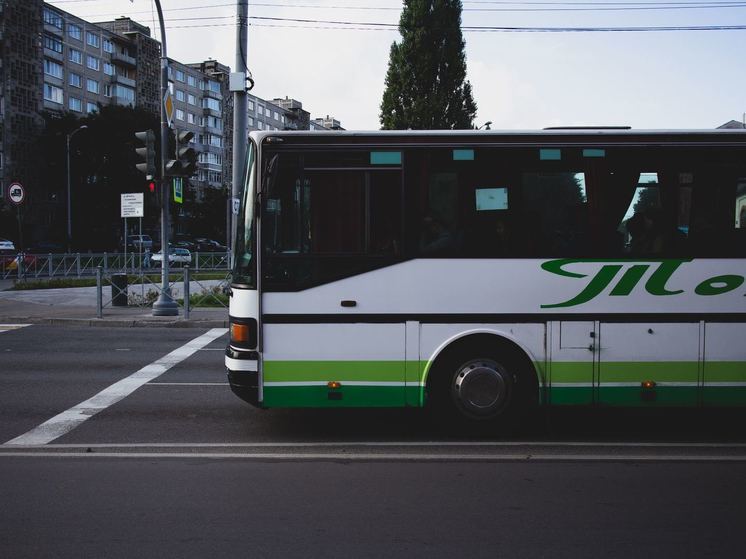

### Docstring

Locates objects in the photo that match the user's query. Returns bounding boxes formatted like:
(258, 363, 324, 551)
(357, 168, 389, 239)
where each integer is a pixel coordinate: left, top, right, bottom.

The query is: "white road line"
(0, 452, 744, 462)
(0, 324, 31, 333)
(3, 328, 227, 446)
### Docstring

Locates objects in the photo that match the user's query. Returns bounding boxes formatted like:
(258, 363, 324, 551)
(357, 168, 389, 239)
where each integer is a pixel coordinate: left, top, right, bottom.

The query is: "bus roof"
(250, 128, 746, 147)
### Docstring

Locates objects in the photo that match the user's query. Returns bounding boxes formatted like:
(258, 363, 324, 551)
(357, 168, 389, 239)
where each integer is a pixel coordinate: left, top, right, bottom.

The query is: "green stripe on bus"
(551, 362, 592, 383)
(704, 362, 746, 382)
(600, 362, 699, 382)
(597, 386, 699, 406)
(263, 384, 408, 407)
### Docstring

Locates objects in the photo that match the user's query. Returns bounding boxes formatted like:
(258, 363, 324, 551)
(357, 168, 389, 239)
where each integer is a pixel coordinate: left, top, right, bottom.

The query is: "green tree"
(380, 0, 477, 130)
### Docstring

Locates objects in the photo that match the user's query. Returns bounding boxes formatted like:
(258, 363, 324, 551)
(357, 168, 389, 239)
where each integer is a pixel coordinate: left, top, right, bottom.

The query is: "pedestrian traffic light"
(176, 129, 198, 178)
(134, 130, 156, 180)
(148, 180, 156, 193)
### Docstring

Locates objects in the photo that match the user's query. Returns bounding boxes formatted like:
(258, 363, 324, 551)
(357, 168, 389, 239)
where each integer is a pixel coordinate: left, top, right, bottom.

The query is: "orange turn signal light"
(327, 381, 342, 390)
(230, 323, 250, 344)
(641, 380, 656, 390)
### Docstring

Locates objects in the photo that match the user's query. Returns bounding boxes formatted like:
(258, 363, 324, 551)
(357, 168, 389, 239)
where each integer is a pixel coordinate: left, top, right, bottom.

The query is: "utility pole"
(229, 0, 249, 259)
(151, 0, 178, 316)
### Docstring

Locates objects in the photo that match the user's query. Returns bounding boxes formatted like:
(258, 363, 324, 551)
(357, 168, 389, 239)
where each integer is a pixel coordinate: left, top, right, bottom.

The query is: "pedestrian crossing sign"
(173, 177, 183, 204)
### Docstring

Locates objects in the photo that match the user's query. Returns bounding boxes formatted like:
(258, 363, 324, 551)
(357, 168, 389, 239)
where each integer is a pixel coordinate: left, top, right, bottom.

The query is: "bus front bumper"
(225, 347, 263, 408)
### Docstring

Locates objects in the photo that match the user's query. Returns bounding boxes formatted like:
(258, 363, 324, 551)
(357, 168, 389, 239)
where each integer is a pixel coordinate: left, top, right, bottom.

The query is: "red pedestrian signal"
(148, 181, 156, 193)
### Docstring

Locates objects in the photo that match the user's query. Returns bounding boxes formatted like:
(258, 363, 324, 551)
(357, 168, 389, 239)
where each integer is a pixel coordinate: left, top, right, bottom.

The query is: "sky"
(47, 0, 746, 131)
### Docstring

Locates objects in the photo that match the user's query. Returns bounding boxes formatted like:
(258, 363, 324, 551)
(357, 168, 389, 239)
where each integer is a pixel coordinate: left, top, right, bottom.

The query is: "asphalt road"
(1, 324, 745, 558)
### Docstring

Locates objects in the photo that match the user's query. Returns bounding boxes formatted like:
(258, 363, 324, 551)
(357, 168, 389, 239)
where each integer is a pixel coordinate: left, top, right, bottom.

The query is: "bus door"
(261, 150, 407, 407)
(549, 321, 596, 405)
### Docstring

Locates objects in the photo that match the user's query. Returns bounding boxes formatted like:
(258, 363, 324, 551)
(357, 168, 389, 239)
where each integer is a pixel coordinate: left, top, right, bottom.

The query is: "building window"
(175, 89, 185, 102)
(187, 94, 196, 105)
(175, 69, 185, 82)
(44, 83, 64, 104)
(44, 59, 63, 79)
(69, 48, 82, 65)
(86, 31, 100, 48)
(104, 84, 112, 97)
(202, 97, 220, 112)
(114, 85, 135, 103)
(69, 72, 82, 88)
(176, 109, 185, 121)
(273, 111, 279, 121)
(248, 100, 255, 111)
(248, 116, 254, 126)
(68, 24, 82, 41)
(103, 39, 114, 53)
(87, 79, 99, 94)
(87, 55, 100, 71)
(187, 75, 197, 87)
(87, 102, 98, 114)
(43, 34, 63, 54)
(43, 8, 63, 29)
(208, 80, 220, 94)
(257, 121, 264, 130)
(103, 63, 115, 76)
(187, 113, 196, 124)
(69, 97, 82, 112)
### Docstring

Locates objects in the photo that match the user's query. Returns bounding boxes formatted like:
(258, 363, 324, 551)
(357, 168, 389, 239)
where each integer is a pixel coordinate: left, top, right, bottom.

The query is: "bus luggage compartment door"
(598, 323, 699, 406)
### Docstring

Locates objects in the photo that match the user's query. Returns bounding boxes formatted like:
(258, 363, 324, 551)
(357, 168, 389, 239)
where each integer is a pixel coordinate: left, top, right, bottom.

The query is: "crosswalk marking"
(0, 324, 31, 334)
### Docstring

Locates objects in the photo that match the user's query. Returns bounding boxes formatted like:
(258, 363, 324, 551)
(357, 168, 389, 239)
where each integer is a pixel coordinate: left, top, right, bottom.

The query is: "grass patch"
(11, 278, 97, 290)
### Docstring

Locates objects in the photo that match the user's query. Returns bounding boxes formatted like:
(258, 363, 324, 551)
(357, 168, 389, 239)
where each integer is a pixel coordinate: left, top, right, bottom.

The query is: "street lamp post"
(66, 124, 88, 252)
(151, 0, 179, 316)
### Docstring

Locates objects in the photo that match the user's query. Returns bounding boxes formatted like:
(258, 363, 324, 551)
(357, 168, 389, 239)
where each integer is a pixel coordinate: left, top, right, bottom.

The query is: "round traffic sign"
(8, 182, 25, 205)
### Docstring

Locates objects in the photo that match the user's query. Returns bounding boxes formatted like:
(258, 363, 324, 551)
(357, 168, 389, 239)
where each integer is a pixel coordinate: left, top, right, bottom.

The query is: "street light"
(66, 124, 88, 252)
(477, 121, 492, 130)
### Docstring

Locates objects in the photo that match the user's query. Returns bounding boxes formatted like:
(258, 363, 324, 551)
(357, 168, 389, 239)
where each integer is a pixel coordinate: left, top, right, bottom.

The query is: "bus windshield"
(232, 141, 256, 287)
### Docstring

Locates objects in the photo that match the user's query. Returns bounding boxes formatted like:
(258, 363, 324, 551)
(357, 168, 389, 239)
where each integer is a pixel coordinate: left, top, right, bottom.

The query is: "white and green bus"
(226, 129, 746, 428)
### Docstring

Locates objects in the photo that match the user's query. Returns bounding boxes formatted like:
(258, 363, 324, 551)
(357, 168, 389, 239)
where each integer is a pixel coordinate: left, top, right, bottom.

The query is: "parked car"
(151, 247, 192, 267)
(27, 241, 64, 254)
(0, 238, 16, 252)
(125, 235, 153, 251)
(194, 238, 227, 252)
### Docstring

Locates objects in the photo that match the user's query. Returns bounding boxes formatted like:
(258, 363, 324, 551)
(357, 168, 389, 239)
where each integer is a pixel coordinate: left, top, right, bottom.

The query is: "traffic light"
(165, 129, 198, 178)
(134, 130, 156, 180)
(176, 129, 198, 177)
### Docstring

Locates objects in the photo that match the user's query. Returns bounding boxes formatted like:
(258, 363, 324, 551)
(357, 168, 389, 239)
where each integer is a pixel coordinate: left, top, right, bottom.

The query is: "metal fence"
(96, 266, 231, 318)
(2, 251, 230, 281)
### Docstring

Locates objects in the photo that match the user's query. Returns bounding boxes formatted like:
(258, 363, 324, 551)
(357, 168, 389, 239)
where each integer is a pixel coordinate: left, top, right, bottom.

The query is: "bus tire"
(427, 337, 538, 433)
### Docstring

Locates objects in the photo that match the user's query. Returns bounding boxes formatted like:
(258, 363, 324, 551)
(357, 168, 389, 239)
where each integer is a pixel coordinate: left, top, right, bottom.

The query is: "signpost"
(121, 193, 145, 271)
(173, 177, 183, 204)
(8, 182, 25, 205)
(8, 182, 25, 249)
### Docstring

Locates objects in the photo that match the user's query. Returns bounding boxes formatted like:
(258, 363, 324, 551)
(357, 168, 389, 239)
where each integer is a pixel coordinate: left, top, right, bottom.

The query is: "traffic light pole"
(152, 0, 178, 316)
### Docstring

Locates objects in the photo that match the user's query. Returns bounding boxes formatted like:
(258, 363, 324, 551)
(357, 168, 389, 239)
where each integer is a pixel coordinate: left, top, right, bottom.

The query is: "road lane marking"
(0, 452, 745, 462)
(0, 324, 31, 333)
(3, 328, 227, 446)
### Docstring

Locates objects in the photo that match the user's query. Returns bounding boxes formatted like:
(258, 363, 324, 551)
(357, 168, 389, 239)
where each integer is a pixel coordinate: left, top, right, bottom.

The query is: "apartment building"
(1, 1, 343, 245)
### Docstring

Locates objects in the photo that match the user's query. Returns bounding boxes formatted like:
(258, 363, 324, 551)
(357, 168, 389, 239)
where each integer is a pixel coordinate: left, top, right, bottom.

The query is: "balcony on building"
(111, 50, 137, 68)
(203, 107, 221, 118)
(43, 46, 64, 63)
(44, 22, 63, 37)
(112, 94, 135, 107)
(113, 73, 136, 88)
(203, 88, 222, 101)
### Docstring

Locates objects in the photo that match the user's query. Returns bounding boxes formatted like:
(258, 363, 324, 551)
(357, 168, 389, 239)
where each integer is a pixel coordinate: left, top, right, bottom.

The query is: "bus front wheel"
(428, 338, 537, 432)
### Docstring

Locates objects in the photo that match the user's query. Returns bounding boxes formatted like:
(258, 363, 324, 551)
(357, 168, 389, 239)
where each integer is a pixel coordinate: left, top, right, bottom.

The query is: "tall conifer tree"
(380, 0, 477, 130)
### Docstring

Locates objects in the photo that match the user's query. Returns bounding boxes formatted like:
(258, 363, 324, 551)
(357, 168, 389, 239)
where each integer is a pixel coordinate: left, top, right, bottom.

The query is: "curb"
(0, 316, 228, 328)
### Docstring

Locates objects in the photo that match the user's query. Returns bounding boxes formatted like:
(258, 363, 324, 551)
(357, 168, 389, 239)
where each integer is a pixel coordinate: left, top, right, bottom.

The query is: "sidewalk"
(0, 279, 228, 328)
